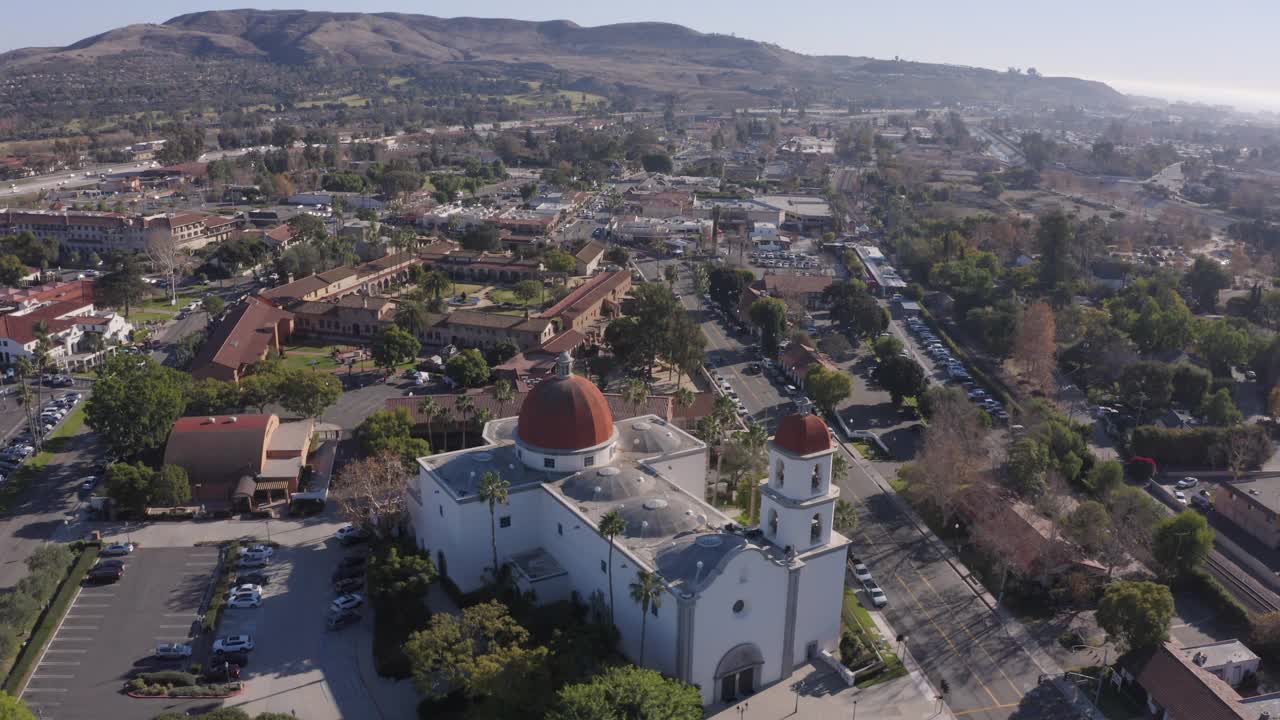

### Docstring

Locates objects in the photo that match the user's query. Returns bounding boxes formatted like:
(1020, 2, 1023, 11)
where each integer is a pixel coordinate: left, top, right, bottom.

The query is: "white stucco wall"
(516, 437, 619, 474)
(791, 548, 846, 663)
(643, 450, 708, 499)
(688, 550, 789, 704)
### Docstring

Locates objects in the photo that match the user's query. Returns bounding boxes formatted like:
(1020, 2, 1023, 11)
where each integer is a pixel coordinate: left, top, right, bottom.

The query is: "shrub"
(25, 545, 73, 576)
(16, 569, 60, 604)
(0, 592, 40, 630)
(418, 691, 468, 720)
(1131, 425, 1271, 468)
(139, 670, 198, 687)
(126, 677, 147, 692)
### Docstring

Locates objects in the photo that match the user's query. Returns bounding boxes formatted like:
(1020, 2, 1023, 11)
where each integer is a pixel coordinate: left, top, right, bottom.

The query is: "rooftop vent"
(598, 467, 621, 477)
(633, 421, 652, 432)
(206, 417, 216, 424)
(643, 498, 669, 511)
(228, 416, 237, 423)
(474, 452, 492, 462)
(696, 535, 723, 548)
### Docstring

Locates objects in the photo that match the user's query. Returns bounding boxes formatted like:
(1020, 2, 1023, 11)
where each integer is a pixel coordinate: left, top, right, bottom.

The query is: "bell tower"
(759, 414, 839, 553)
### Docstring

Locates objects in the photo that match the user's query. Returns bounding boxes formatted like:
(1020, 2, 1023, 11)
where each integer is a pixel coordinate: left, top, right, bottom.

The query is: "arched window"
(811, 464, 821, 493)
(776, 460, 785, 487)
(768, 509, 779, 538)
(810, 513, 822, 544)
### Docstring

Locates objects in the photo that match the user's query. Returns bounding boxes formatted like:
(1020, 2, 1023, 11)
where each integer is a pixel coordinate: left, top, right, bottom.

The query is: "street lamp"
(1073, 641, 1112, 705)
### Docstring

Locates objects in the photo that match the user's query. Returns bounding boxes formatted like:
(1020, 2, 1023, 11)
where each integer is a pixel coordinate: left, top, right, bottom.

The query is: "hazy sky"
(3, 1, 1277, 110)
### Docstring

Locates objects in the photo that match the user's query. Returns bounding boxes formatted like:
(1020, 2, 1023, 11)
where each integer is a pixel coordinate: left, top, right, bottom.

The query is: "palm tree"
(622, 378, 649, 418)
(418, 397, 443, 450)
(491, 379, 514, 418)
(598, 510, 626, 626)
(672, 387, 695, 418)
(455, 395, 475, 449)
(834, 499, 859, 536)
(629, 570, 664, 666)
(737, 422, 770, 522)
(472, 407, 494, 439)
(477, 471, 510, 583)
(421, 269, 453, 301)
(394, 300, 432, 340)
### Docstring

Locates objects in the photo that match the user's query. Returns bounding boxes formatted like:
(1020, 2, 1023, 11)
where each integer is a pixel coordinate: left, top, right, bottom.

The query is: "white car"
(1176, 477, 1199, 490)
(226, 583, 264, 597)
(101, 543, 135, 556)
(853, 563, 872, 585)
(331, 593, 365, 612)
(1174, 491, 1189, 505)
(867, 584, 889, 608)
(226, 594, 262, 609)
(238, 555, 269, 569)
(335, 525, 369, 544)
(213, 635, 255, 654)
(239, 544, 275, 558)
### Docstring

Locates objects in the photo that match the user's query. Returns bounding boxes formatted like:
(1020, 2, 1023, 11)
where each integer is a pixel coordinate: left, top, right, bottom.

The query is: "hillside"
(0, 9, 1128, 137)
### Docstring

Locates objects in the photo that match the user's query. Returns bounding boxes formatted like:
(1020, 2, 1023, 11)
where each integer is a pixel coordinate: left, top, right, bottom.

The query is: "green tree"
(1195, 319, 1251, 377)
(873, 334, 904, 361)
(461, 225, 502, 252)
(185, 377, 241, 415)
(874, 355, 927, 406)
(547, 665, 703, 720)
(239, 366, 284, 413)
(748, 296, 788, 355)
(1152, 511, 1214, 578)
(512, 279, 542, 304)
(1085, 460, 1125, 497)
(446, 348, 490, 388)
(368, 545, 437, 611)
(1185, 256, 1232, 312)
(355, 408, 430, 466)
(1171, 363, 1213, 408)
(640, 153, 674, 173)
(0, 255, 28, 287)
(1097, 580, 1174, 650)
(491, 378, 515, 418)
(834, 499, 859, 535)
(599, 510, 626, 627)
(0, 691, 36, 720)
(1202, 387, 1243, 427)
(149, 465, 192, 507)
(86, 355, 189, 458)
(805, 366, 854, 416)
(543, 248, 576, 275)
(104, 462, 154, 516)
(1063, 500, 1111, 555)
(277, 368, 341, 419)
(371, 325, 422, 375)
(404, 600, 550, 711)
(629, 570, 664, 666)
(420, 269, 453, 301)
(203, 295, 226, 319)
(1006, 437, 1051, 498)
(478, 471, 511, 581)
(394, 300, 433, 338)
(621, 378, 650, 417)
(1119, 361, 1174, 420)
(96, 252, 149, 318)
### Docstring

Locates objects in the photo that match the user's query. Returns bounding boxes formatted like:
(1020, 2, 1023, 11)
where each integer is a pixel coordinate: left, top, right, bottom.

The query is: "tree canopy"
(547, 665, 703, 720)
(86, 355, 189, 458)
(1097, 580, 1174, 650)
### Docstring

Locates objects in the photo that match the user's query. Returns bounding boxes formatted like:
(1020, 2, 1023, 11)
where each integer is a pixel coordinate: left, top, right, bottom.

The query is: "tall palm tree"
(834, 499, 859, 536)
(629, 570, 664, 666)
(421, 269, 453, 301)
(417, 397, 443, 450)
(477, 471, 510, 583)
(737, 422, 770, 522)
(622, 378, 649, 418)
(598, 510, 626, 626)
(394, 300, 432, 340)
(455, 395, 475, 449)
(672, 387, 695, 418)
(491, 379, 514, 419)
(472, 407, 494, 439)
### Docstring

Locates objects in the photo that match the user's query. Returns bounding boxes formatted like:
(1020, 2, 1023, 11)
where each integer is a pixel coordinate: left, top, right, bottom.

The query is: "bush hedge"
(203, 542, 240, 633)
(2, 543, 98, 693)
(1174, 568, 1251, 628)
(1130, 425, 1272, 469)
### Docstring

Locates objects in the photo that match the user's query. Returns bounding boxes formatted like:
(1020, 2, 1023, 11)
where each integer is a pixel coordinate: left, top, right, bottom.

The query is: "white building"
(409, 353, 850, 705)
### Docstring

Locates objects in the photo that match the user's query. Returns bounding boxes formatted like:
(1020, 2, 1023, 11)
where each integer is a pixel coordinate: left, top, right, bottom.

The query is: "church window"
(557, 523, 563, 536)
(733, 599, 745, 614)
(499, 515, 511, 529)
(810, 513, 822, 544)
(811, 464, 821, 493)
(767, 509, 779, 537)
(651, 603, 659, 617)
(584, 455, 595, 467)
(600, 560, 607, 574)
(776, 460, 785, 487)
(544, 457, 556, 469)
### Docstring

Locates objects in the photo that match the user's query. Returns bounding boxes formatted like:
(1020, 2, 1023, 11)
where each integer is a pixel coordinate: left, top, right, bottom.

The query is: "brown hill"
(0, 9, 1128, 110)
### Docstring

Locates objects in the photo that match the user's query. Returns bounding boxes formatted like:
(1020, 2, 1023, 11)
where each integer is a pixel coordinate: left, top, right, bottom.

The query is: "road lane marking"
(42, 649, 87, 653)
(31, 675, 74, 679)
(22, 688, 68, 693)
(954, 703, 1019, 716)
(894, 574, 1000, 707)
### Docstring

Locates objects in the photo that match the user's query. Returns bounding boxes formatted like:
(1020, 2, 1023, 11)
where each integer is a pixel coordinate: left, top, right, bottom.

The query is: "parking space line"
(34, 661, 80, 666)
(158, 624, 191, 629)
(59, 626, 97, 631)
(164, 612, 193, 617)
(65, 614, 103, 618)
(31, 675, 74, 679)
(42, 649, 87, 654)
(22, 688, 68, 693)
(49, 637, 92, 641)
(72, 603, 108, 608)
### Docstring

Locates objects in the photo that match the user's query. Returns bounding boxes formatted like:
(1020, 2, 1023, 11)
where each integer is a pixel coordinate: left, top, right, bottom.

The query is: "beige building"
(1215, 478, 1280, 548)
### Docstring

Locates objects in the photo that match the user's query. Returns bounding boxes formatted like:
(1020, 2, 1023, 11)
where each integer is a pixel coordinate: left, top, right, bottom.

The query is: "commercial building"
(1215, 478, 1280, 549)
(0, 209, 239, 253)
(0, 280, 132, 369)
(408, 354, 850, 705)
(164, 414, 314, 510)
(541, 270, 632, 337)
(189, 297, 294, 382)
(852, 245, 908, 296)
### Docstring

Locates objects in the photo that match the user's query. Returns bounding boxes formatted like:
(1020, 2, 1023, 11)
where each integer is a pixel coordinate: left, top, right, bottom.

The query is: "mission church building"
(408, 352, 851, 705)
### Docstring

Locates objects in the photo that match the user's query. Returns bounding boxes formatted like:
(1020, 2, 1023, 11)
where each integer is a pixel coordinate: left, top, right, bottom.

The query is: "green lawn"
(450, 282, 487, 297)
(489, 288, 544, 308)
(124, 310, 176, 324)
(279, 353, 340, 372)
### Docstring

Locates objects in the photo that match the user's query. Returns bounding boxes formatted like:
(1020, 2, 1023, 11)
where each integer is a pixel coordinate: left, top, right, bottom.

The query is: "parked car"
(335, 525, 369, 545)
(93, 559, 124, 572)
(238, 555, 269, 569)
(212, 635, 255, 654)
(1174, 490, 1189, 505)
(1176, 477, 1199, 489)
(226, 594, 262, 609)
(239, 544, 275, 558)
(80, 476, 99, 492)
(332, 565, 366, 582)
(334, 577, 364, 593)
(330, 593, 365, 612)
(100, 543, 134, 556)
(87, 566, 122, 583)
(866, 583, 889, 608)
(1190, 494, 1214, 512)
(852, 563, 872, 585)
(154, 643, 192, 659)
(338, 555, 368, 569)
(326, 610, 362, 630)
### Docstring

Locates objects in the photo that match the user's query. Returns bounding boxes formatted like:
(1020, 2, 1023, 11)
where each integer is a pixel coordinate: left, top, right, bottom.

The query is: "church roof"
(773, 414, 831, 455)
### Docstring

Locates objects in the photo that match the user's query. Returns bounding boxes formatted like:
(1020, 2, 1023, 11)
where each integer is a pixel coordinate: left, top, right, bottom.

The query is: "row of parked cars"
(0, 391, 82, 481)
(851, 559, 888, 608)
(750, 251, 821, 270)
(903, 317, 1009, 423)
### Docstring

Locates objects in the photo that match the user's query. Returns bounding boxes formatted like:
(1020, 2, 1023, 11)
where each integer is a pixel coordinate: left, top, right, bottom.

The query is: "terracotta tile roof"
(1135, 642, 1249, 720)
(540, 329, 587, 354)
(191, 297, 292, 375)
(780, 344, 836, 379)
(574, 240, 606, 263)
(261, 275, 331, 302)
(386, 390, 673, 427)
(541, 271, 629, 320)
(445, 310, 551, 333)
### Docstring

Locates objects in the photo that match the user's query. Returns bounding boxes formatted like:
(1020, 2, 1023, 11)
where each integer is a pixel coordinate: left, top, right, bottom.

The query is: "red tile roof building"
(190, 297, 294, 382)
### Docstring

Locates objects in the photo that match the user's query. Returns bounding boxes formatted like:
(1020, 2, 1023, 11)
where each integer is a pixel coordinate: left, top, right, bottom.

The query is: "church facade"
(407, 352, 850, 705)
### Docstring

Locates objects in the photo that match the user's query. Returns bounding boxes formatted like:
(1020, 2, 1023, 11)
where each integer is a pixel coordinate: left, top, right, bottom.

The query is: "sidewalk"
(707, 660, 956, 720)
(843, 443, 1105, 720)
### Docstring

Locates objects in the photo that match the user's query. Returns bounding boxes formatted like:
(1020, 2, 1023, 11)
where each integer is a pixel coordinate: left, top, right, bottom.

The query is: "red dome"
(517, 375, 615, 450)
(774, 414, 831, 455)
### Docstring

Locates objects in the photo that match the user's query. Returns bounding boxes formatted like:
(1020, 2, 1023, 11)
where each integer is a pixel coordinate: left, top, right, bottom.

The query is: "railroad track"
(1204, 553, 1280, 615)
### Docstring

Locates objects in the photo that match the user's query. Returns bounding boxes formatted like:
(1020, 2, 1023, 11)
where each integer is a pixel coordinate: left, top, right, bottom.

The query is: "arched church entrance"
(715, 642, 763, 703)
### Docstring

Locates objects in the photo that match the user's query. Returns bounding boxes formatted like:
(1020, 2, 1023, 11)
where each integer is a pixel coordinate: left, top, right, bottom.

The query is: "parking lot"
(213, 535, 392, 720)
(23, 546, 217, 720)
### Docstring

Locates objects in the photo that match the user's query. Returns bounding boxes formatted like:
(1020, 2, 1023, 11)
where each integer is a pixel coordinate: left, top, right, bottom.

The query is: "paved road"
(0, 163, 128, 199)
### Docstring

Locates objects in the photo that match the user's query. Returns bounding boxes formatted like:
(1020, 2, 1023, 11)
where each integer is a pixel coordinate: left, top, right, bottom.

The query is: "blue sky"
(3, 1, 1277, 110)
